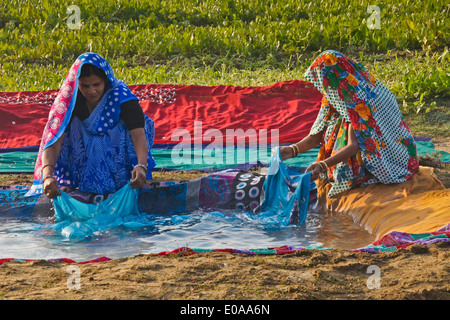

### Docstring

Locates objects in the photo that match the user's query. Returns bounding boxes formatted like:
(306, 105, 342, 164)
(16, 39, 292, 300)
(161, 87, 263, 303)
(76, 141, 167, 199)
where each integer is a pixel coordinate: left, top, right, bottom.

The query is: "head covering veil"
(304, 50, 418, 197)
(26, 52, 155, 196)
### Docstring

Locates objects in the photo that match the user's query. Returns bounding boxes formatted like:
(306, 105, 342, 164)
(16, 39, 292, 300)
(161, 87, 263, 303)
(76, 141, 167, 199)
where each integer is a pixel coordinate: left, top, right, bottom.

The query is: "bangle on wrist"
(289, 145, 296, 157)
(318, 161, 329, 172)
(41, 164, 55, 173)
(294, 145, 299, 156)
(42, 175, 56, 183)
(134, 164, 147, 172)
(289, 144, 299, 157)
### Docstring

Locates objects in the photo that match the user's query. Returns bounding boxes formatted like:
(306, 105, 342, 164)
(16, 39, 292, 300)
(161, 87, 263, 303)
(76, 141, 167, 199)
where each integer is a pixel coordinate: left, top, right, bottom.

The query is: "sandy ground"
(0, 141, 449, 301)
(0, 243, 449, 301)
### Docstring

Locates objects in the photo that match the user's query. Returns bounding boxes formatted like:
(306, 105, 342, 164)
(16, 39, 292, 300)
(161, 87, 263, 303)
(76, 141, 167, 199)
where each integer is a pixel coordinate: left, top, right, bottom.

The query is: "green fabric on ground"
(415, 140, 450, 162)
(0, 152, 37, 173)
(0, 140, 447, 173)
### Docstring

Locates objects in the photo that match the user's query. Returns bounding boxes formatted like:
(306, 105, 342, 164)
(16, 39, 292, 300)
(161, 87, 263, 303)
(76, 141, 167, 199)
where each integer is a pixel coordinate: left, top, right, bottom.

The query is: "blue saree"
(26, 52, 156, 196)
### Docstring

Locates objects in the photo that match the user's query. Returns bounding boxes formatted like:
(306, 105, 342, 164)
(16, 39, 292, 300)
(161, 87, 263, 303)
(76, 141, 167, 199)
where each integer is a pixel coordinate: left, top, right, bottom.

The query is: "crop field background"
(0, 0, 448, 134)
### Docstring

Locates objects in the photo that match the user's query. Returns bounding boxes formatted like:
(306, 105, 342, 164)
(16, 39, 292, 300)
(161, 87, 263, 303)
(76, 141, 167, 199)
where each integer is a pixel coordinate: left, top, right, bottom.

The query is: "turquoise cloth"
(51, 183, 152, 240)
(0, 151, 38, 173)
(259, 147, 312, 226)
(48, 148, 313, 241)
(0, 146, 319, 172)
(0, 140, 447, 173)
(414, 139, 450, 162)
(150, 145, 321, 171)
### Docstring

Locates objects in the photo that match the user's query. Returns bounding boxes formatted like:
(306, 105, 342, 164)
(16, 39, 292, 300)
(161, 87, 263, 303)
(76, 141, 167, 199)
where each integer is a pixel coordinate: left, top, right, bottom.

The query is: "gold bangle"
(289, 145, 296, 157)
(294, 144, 300, 155)
(318, 161, 329, 172)
(290, 144, 299, 157)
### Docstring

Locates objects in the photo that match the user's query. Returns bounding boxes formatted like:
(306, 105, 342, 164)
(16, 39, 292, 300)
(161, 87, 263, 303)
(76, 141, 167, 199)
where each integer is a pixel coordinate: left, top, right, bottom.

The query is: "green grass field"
(0, 0, 449, 135)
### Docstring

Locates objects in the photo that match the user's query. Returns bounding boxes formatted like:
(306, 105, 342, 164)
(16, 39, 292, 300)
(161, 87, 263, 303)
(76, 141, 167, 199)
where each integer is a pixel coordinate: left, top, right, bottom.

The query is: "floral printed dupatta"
(304, 50, 419, 197)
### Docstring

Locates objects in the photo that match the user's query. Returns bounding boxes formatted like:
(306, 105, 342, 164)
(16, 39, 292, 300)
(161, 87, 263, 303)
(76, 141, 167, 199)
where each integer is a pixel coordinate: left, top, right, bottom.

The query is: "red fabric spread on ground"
(0, 99, 50, 149)
(0, 80, 322, 149)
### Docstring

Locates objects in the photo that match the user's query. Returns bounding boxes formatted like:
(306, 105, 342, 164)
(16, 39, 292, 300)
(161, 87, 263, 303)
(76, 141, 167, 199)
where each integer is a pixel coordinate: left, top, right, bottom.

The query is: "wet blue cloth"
(259, 147, 312, 225)
(50, 147, 312, 241)
(51, 183, 152, 240)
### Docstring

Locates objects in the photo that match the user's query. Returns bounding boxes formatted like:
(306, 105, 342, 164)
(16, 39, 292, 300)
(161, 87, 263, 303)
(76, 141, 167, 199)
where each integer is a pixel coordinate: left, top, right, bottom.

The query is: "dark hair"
(79, 63, 109, 83)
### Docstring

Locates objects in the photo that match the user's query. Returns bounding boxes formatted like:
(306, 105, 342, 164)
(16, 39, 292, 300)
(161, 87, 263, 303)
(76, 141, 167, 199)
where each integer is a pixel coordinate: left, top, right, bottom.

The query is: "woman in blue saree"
(27, 52, 156, 198)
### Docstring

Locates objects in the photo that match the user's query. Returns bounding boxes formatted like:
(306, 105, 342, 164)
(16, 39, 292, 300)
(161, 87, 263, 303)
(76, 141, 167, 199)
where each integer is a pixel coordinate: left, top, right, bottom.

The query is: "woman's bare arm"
(279, 131, 323, 160)
(41, 133, 66, 198)
(306, 123, 359, 180)
(129, 127, 149, 188)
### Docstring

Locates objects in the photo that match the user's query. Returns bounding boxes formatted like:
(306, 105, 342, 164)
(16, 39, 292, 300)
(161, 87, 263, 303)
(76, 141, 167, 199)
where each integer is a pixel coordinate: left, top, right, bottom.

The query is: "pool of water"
(0, 203, 375, 261)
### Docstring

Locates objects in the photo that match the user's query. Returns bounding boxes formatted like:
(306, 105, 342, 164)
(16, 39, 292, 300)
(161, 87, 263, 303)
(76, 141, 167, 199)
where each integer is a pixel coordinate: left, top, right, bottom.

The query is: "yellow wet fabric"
(316, 167, 450, 240)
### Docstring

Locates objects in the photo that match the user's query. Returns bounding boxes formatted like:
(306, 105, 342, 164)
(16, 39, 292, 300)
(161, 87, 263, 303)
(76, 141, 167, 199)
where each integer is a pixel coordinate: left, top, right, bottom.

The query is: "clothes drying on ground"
(0, 80, 323, 150)
(316, 166, 450, 239)
(0, 140, 447, 174)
